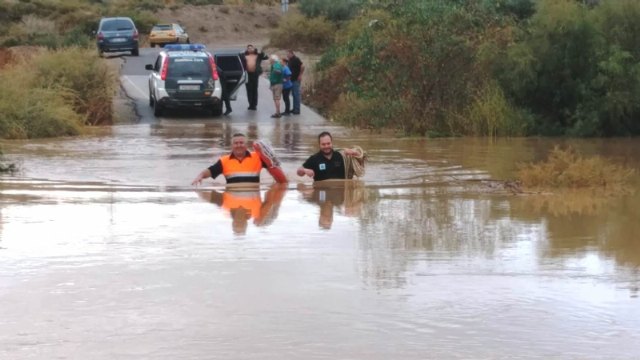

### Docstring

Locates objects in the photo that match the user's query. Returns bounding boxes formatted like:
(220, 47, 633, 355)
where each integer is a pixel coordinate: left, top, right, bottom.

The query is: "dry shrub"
(0, 66, 83, 139)
(517, 146, 636, 190)
(330, 93, 373, 128)
(19, 15, 57, 36)
(269, 13, 333, 52)
(33, 47, 117, 125)
(0, 48, 15, 69)
(304, 56, 350, 111)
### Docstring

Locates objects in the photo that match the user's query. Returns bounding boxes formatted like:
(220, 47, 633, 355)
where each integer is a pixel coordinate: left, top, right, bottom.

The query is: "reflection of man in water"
(298, 181, 367, 229)
(198, 184, 286, 235)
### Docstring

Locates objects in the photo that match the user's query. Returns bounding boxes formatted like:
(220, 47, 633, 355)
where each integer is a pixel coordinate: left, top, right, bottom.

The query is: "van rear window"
(101, 19, 134, 31)
(167, 58, 211, 78)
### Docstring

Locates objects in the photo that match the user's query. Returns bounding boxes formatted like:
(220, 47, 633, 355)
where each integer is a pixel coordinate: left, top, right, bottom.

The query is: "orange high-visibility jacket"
(220, 152, 262, 183)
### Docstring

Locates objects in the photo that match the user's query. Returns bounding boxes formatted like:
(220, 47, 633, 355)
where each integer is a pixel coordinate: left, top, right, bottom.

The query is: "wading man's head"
(231, 133, 248, 159)
(318, 131, 333, 157)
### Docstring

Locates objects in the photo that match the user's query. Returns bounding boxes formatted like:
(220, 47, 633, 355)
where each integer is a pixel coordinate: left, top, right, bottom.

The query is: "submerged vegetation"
(0, 148, 16, 173)
(517, 147, 636, 191)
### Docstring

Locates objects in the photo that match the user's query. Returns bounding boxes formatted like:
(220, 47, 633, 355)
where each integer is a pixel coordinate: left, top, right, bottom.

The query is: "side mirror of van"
(145, 64, 154, 71)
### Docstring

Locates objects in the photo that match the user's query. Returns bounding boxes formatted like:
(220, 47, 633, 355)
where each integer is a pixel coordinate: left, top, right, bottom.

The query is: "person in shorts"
(268, 54, 283, 118)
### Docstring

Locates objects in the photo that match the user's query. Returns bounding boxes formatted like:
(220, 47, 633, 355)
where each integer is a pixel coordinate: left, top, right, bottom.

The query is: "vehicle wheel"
(132, 47, 139, 56)
(148, 93, 154, 107)
(150, 43, 155, 48)
(153, 101, 163, 117)
(211, 104, 223, 117)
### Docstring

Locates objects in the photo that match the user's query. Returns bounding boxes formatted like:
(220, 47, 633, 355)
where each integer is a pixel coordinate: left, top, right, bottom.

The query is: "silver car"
(145, 44, 224, 117)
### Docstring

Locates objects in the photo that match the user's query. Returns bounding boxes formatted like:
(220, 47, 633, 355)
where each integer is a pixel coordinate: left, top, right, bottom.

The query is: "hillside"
(152, 4, 285, 49)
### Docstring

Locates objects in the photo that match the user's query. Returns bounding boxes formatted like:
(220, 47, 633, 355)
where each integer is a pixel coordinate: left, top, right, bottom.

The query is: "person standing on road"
(286, 49, 304, 115)
(297, 131, 362, 182)
(240, 45, 268, 111)
(281, 58, 293, 116)
(192, 133, 267, 185)
(268, 54, 284, 118)
(220, 69, 233, 116)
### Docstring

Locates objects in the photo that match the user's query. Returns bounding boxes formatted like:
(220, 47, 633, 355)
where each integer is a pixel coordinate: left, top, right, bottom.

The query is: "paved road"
(117, 47, 328, 126)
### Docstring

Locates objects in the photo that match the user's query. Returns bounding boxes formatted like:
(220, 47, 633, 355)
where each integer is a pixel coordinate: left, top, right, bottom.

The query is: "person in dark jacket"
(286, 49, 304, 114)
(239, 45, 268, 110)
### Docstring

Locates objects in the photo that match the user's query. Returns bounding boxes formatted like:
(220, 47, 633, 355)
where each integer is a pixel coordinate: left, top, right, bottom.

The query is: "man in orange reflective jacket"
(192, 133, 267, 185)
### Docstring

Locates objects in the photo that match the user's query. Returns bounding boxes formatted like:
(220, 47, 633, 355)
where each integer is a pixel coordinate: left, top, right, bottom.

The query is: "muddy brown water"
(1, 121, 639, 359)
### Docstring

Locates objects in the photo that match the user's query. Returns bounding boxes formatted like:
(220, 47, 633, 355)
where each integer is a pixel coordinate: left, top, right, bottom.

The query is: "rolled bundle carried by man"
(253, 139, 288, 183)
(339, 145, 366, 179)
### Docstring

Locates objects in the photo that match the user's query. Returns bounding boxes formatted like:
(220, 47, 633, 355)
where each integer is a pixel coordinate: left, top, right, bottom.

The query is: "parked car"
(145, 44, 224, 117)
(149, 23, 190, 48)
(95, 17, 139, 56)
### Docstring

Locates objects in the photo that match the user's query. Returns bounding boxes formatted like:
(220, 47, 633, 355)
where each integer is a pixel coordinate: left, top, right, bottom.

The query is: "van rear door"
(214, 53, 247, 100)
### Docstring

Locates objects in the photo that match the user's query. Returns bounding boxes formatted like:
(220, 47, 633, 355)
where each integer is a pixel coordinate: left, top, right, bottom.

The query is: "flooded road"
(1, 51, 640, 359)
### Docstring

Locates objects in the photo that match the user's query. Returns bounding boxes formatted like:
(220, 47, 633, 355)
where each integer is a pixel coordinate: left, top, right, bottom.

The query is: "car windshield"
(101, 19, 134, 31)
(152, 25, 173, 31)
(167, 58, 211, 78)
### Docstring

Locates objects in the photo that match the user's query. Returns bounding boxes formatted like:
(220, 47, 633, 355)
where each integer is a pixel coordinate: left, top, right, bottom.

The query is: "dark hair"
(318, 131, 332, 142)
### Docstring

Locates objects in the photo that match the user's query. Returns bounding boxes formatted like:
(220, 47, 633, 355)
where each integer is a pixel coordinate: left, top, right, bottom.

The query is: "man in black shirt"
(286, 49, 304, 114)
(297, 131, 360, 181)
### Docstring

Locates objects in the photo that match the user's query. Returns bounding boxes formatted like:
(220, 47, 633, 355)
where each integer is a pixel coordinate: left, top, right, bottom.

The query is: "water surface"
(1, 122, 639, 359)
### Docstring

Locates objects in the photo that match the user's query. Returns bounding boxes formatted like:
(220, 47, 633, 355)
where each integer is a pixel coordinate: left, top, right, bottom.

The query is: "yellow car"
(149, 23, 189, 48)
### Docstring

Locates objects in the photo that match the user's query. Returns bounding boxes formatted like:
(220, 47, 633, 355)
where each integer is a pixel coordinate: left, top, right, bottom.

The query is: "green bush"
(312, 0, 514, 136)
(498, 0, 640, 136)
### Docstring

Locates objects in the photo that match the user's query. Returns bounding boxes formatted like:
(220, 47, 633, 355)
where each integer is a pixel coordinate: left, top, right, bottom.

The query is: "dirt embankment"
(152, 4, 284, 49)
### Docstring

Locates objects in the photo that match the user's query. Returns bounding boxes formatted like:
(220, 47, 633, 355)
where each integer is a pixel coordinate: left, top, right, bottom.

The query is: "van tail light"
(160, 57, 169, 81)
(133, 30, 139, 40)
(97, 32, 104, 40)
(208, 55, 219, 81)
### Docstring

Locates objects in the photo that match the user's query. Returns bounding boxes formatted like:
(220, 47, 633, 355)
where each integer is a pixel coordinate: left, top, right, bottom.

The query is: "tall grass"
(0, 67, 83, 139)
(0, 47, 116, 139)
(33, 47, 116, 126)
(464, 81, 529, 137)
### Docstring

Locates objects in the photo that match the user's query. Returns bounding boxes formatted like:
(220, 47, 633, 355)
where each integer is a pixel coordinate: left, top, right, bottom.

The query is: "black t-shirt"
(288, 55, 303, 81)
(302, 151, 345, 181)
